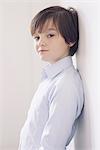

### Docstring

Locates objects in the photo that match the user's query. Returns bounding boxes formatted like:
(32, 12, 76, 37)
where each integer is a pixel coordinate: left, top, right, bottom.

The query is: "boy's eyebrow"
(47, 28, 57, 31)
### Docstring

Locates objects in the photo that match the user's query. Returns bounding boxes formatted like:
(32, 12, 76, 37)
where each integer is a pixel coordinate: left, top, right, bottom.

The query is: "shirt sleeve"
(39, 79, 79, 150)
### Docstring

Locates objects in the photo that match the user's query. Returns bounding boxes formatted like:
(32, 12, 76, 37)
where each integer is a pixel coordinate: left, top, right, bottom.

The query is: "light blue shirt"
(19, 56, 84, 150)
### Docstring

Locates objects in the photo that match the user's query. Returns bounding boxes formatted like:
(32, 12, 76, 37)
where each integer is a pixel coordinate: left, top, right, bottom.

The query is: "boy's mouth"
(38, 50, 48, 52)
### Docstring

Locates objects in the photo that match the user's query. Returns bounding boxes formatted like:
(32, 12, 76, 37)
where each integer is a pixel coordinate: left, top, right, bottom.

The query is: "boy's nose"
(38, 38, 46, 46)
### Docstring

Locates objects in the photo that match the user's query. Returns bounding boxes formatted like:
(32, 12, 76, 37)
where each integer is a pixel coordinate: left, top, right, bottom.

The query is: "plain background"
(0, 0, 100, 150)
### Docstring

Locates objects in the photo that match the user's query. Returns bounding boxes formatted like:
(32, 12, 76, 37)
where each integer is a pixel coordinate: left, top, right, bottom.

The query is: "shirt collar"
(41, 56, 73, 80)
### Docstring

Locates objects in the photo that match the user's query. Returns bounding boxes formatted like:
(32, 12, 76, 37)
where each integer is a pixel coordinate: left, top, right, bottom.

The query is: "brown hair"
(30, 6, 79, 56)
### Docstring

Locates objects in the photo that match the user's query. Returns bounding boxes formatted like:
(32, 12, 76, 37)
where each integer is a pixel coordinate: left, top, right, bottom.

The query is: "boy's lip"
(38, 49, 48, 52)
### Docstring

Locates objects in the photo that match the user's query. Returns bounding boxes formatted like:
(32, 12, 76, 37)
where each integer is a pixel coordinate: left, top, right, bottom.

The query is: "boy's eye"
(34, 36, 40, 41)
(47, 34, 55, 38)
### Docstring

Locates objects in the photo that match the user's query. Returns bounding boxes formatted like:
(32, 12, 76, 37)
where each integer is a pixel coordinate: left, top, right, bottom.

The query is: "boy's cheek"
(35, 44, 38, 50)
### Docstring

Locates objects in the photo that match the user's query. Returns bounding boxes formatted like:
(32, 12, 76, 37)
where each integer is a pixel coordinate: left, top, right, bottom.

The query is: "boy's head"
(30, 6, 79, 57)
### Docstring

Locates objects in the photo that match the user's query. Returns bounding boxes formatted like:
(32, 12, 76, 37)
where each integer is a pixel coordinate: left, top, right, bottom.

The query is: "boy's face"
(33, 20, 70, 64)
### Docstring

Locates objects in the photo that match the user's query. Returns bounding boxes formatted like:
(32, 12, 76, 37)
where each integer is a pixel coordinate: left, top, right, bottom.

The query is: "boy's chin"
(39, 57, 52, 63)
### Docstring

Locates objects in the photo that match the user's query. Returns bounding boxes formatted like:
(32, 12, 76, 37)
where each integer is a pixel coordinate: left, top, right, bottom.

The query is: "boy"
(19, 6, 84, 150)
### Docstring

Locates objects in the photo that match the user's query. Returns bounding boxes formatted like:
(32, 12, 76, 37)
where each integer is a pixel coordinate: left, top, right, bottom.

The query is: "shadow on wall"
(74, 105, 92, 150)
(74, 9, 92, 150)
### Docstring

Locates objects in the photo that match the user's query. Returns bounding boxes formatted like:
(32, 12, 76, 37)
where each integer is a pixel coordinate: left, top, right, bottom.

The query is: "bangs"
(30, 13, 59, 35)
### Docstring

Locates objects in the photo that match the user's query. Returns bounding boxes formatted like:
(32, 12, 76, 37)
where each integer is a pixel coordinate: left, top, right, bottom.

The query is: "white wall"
(0, 0, 100, 150)
(0, 1, 34, 150)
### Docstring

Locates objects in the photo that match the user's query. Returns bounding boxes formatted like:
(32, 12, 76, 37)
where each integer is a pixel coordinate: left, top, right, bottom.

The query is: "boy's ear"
(69, 42, 75, 47)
